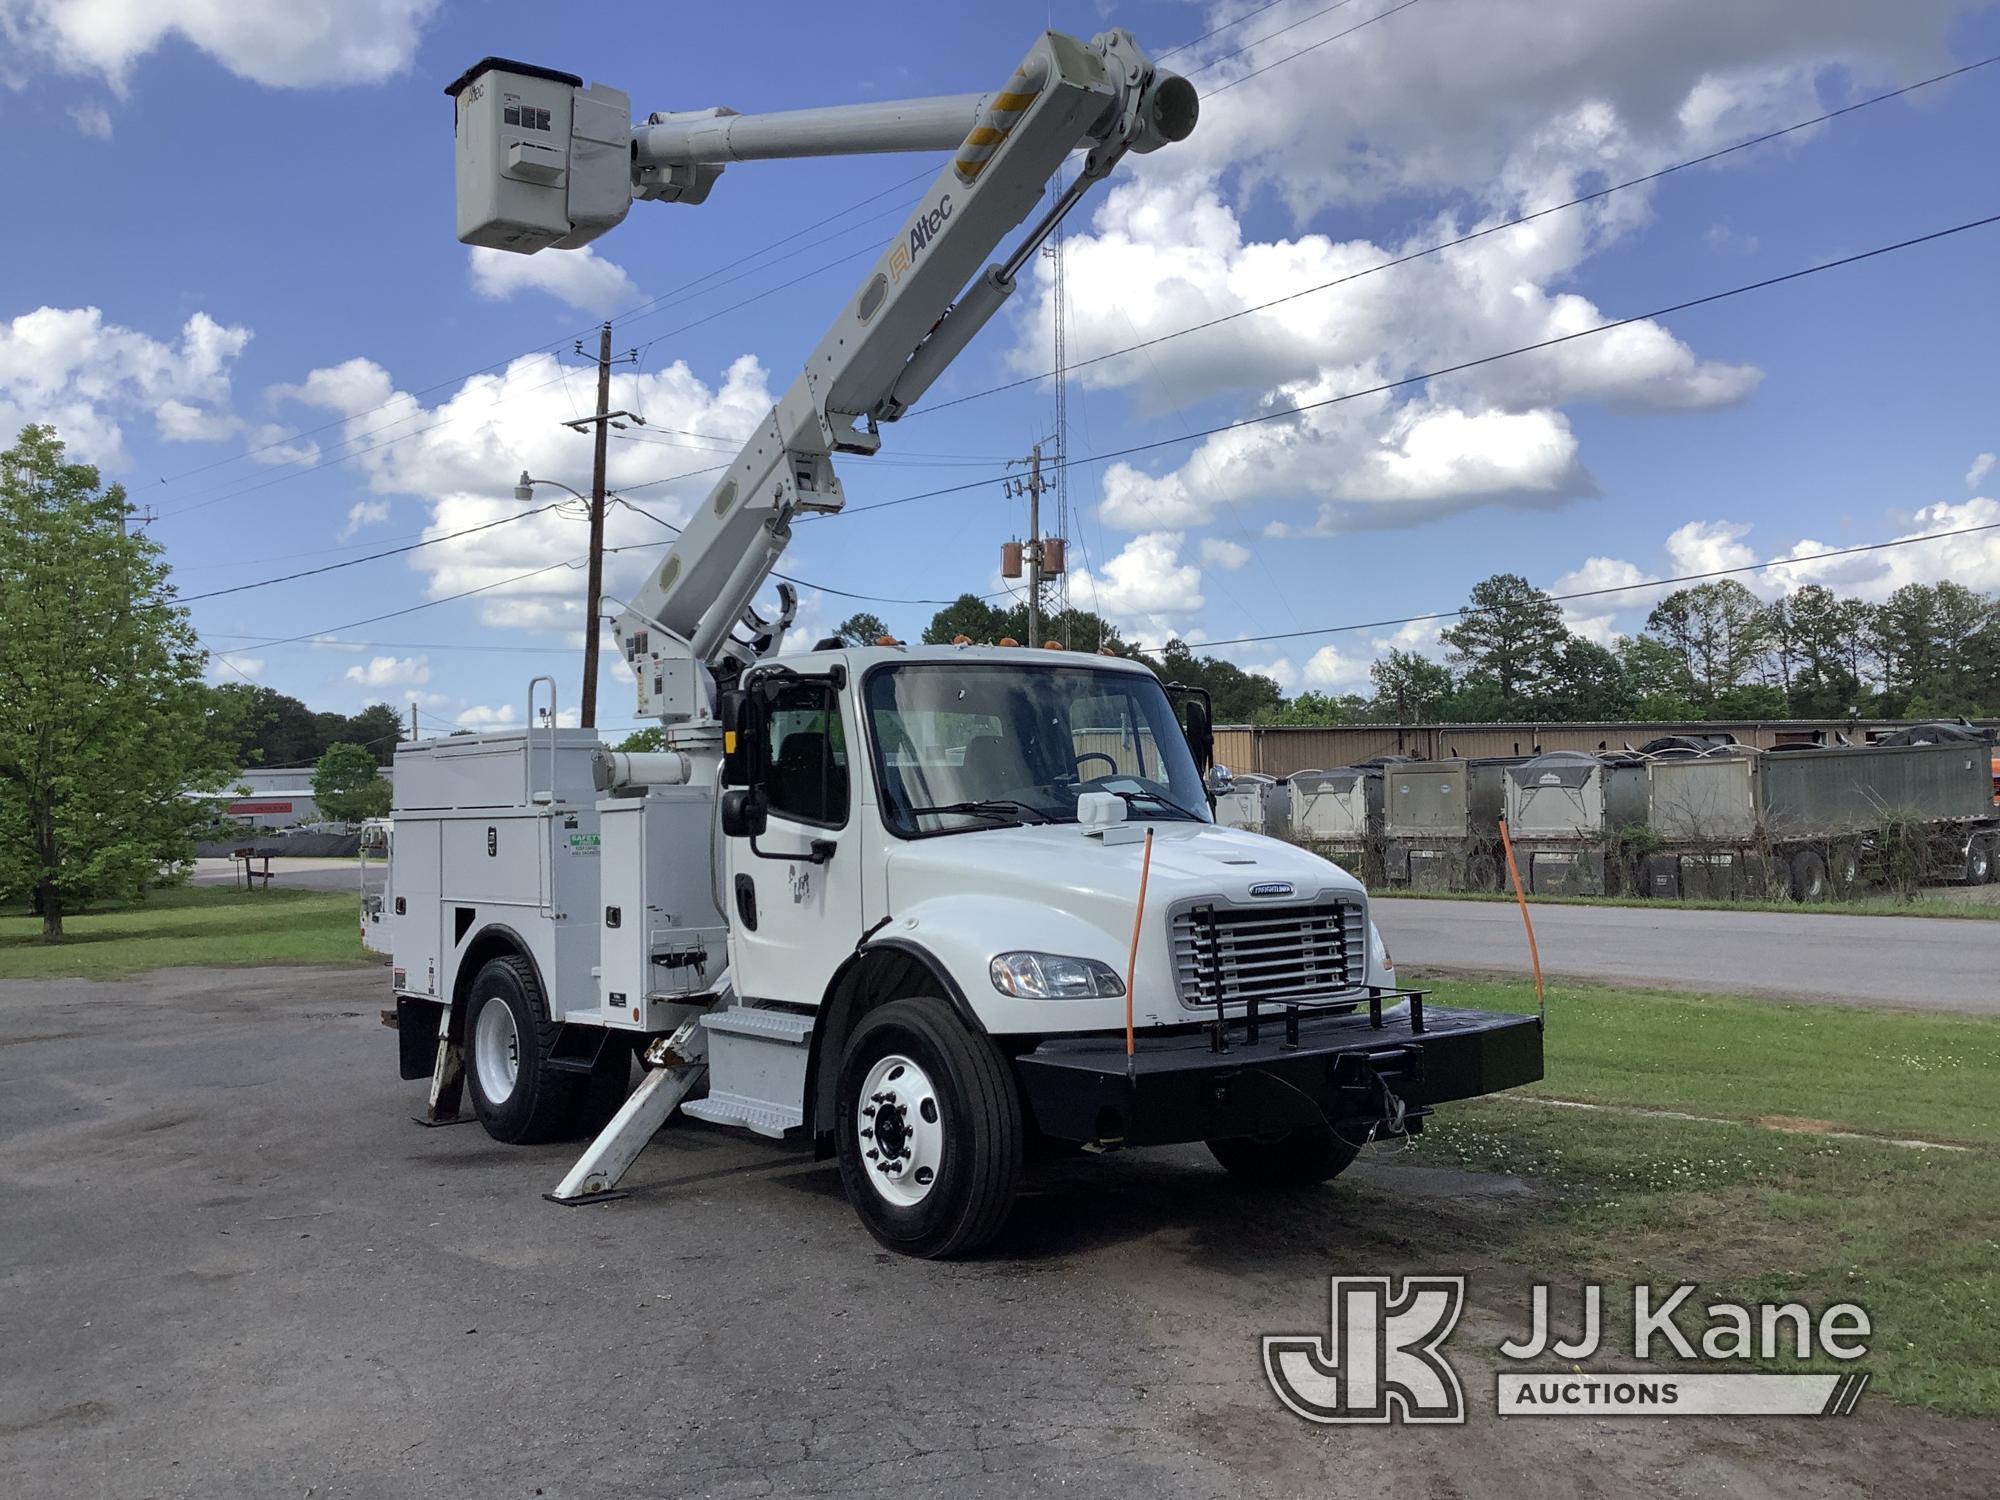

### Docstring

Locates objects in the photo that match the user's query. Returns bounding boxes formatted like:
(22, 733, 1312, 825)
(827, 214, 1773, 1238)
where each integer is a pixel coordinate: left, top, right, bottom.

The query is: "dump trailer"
(1290, 763, 1399, 884)
(1632, 735, 1998, 899)
(1212, 771, 1293, 840)
(378, 27, 1547, 1259)
(1500, 750, 1651, 896)
(1382, 757, 1524, 891)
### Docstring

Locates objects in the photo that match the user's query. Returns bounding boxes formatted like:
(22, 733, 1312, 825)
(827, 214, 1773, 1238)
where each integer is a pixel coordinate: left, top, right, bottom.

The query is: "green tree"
(833, 611, 891, 646)
(615, 727, 664, 752)
(1368, 648, 1455, 722)
(1438, 574, 1571, 715)
(1869, 581, 1991, 716)
(1258, 690, 1356, 726)
(1151, 639, 1284, 722)
(1767, 585, 1873, 718)
(0, 426, 234, 937)
(922, 594, 1006, 645)
(341, 703, 408, 764)
(312, 742, 392, 824)
(1614, 634, 1697, 720)
(1540, 638, 1633, 720)
(1642, 580, 1771, 708)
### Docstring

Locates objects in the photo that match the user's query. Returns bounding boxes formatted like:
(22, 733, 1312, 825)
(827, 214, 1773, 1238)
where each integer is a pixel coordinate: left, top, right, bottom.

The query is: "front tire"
(834, 997, 1022, 1259)
(1789, 849, 1829, 903)
(1207, 1124, 1362, 1187)
(1964, 836, 1994, 886)
(464, 955, 576, 1144)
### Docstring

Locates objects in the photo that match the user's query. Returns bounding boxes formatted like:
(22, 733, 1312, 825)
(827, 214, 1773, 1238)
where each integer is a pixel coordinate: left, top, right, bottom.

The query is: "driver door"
(727, 677, 864, 1007)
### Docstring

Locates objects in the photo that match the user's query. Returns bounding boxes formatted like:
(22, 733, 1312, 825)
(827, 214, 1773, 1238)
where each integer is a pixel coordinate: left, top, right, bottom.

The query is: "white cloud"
(1301, 644, 1368, 690)
(1548, 555, 1661, 644)
(469, 245, 642, 316)
(1969, 453, 1996, 491)
(1242, 657, 1298, 691)
(1767, 498, 2000, 602)
(456, 704, 518, 731)
(1664, 518, 1757, 577)
(1001, 2, 1964, 538)
(0, 306, 249, 467)
(344, 654, 430, 688)
(339, 498, 390, 541)
(0, 0, 439, 90)
(67, 101, 110, 138)
(1065, 531, 1205, 642)
(268, 348, 777, 635)
(1198, 537, 1250, 570)
(309, 634, 367, 653)
(207, 654, 262, 683)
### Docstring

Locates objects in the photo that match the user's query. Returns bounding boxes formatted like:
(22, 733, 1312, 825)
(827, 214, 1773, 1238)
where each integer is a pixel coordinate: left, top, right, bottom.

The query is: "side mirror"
(719, 688, 761, 788)
(720, 787, 769, 840)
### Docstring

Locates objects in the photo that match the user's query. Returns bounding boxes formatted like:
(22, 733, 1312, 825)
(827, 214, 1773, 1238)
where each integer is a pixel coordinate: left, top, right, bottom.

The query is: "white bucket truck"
(386, 28, 1543, 1257)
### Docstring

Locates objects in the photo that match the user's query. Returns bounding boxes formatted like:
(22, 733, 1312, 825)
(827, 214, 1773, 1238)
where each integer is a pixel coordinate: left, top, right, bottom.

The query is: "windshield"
(865, 662, 1211, 836)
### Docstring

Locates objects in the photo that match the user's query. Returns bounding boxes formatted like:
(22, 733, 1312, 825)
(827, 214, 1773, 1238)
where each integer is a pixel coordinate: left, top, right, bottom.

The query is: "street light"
(515, 472, 611, 730)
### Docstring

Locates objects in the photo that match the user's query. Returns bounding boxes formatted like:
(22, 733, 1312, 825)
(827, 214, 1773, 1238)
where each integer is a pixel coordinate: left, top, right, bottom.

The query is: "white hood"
(883, 821, 1373, 1035)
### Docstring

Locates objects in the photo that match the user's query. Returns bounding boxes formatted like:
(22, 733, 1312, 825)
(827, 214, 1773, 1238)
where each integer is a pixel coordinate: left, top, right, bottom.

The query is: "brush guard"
(1012, 988, 1543, 1149)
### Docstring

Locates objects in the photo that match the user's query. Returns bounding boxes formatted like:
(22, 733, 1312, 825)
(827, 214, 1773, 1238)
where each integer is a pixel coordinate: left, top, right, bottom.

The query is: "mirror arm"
(747, 835, 836, 865)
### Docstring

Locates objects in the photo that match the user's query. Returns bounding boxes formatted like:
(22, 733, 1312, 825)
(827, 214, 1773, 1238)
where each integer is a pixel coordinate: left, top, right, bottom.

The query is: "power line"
(1203, 0, 1421, 97)
(1125, 520, 2000, 655)
(915, 52, 2000, 416)
(1182, 0, 1362, 79)
(838, 211, 2000, 519)
(1158, 0, 1291, 62)
(152, 167, 940, 494)
(180, 504, 564, 602)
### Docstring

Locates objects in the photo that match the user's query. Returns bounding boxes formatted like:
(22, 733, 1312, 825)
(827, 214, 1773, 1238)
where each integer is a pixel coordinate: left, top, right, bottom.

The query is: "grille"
(1170, 897, 1367, 1008)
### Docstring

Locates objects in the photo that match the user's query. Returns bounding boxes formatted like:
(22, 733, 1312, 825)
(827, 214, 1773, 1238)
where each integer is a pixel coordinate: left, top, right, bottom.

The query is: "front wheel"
(1964, 836, 1995, 886)
(1207, 1124, 1362, 1187)
(834, 997, 1022, 1259)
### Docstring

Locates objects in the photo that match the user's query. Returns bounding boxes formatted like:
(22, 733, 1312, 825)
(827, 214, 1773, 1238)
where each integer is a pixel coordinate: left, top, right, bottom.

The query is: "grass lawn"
(0, 885, 368, 979)
(1403, 971, 2000, 1415)
(1378, 886, 2000, 920)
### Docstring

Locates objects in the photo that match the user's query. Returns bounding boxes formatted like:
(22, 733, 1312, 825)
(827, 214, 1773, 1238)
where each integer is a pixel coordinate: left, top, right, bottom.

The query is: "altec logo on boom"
(1264, 1279, 1874, 1424)
(891, 193, 953, 280)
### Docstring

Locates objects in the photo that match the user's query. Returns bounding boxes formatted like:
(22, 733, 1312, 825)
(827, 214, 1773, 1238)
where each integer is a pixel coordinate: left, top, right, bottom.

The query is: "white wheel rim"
(473, 996, 520, 1103)
(856, 1053, 943, 1208)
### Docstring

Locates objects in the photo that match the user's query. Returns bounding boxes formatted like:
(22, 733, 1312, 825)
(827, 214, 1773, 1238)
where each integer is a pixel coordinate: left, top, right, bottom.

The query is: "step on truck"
(384, 26, 1545, 1257)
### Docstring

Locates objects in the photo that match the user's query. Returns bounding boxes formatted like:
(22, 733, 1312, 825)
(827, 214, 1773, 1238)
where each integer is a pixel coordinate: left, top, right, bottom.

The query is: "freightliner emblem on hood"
(1249, 881, 1295, 897)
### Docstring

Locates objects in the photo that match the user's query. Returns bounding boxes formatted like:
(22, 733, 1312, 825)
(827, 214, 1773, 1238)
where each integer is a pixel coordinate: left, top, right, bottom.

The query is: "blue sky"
(3, 0, 1997, 736)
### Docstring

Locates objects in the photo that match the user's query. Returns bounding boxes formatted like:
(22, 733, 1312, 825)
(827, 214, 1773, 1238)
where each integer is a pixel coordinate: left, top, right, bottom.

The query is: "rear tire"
(1207, 1124, 1362, 1187)
(464, 955, 577, 1145)
(834, 997, 1022, 1259)
(1966, 836, 1995, 886)
(1788, 849, 1829, 903)
(1829, 843, 1863, 898)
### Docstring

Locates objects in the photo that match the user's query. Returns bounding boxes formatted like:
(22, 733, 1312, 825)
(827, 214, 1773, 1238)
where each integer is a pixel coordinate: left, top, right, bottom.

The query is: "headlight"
(989, 951, 1126, 999)
(1369, 921, 1393, 974)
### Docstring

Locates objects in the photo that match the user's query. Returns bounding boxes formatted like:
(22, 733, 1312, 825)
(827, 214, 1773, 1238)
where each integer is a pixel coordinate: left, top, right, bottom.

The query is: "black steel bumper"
(1013, 992, 1543, 1148)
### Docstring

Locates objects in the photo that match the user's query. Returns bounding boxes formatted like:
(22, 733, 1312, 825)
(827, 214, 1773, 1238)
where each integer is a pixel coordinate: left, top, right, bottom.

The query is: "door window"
(761, 680, 848, 828)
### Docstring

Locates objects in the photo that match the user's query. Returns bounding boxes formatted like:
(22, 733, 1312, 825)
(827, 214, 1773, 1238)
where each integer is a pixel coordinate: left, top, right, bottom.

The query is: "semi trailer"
(380, 26, 1545, 1258)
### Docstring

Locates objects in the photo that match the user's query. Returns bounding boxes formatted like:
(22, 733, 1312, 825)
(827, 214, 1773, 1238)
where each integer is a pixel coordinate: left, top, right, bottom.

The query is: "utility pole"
(1026, 443, 1043, 647)
(581, 322, 613, 729)
(1001, 443, 1064, 645)
(409, 700, 420, 743)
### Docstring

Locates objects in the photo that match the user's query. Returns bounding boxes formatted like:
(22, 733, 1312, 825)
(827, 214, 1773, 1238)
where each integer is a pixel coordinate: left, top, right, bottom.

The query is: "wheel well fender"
(450, 923, 544, 1042)
(805, 939, 982, 1146)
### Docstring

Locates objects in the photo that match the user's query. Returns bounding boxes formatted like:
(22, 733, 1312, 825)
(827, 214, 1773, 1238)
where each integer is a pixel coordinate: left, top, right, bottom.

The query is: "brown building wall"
(1213, 720, 2000, 779)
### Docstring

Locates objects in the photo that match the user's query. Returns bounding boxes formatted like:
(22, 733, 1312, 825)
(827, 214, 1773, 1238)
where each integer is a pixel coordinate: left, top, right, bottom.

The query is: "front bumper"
(1013, 992, 1543, 1147)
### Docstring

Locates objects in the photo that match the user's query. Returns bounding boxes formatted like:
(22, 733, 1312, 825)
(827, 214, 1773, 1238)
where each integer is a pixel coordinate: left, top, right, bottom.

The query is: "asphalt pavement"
(2, 964, 1993, 1498)
(1374, 896, 2000, 1014)
(189, 856, 369, 892)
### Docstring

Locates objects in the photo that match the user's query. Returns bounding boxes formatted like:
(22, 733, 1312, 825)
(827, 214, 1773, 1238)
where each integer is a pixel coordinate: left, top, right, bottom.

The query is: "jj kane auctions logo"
(1265, 1277, 1873, 1423)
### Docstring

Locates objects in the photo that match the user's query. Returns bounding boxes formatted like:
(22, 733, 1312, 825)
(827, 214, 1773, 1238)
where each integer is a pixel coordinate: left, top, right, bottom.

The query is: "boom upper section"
(447, 30, 1196, 723)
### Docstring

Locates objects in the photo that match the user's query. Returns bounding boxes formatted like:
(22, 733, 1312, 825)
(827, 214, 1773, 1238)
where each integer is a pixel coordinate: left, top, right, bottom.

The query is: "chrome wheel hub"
(473, 996, 520, 1103)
